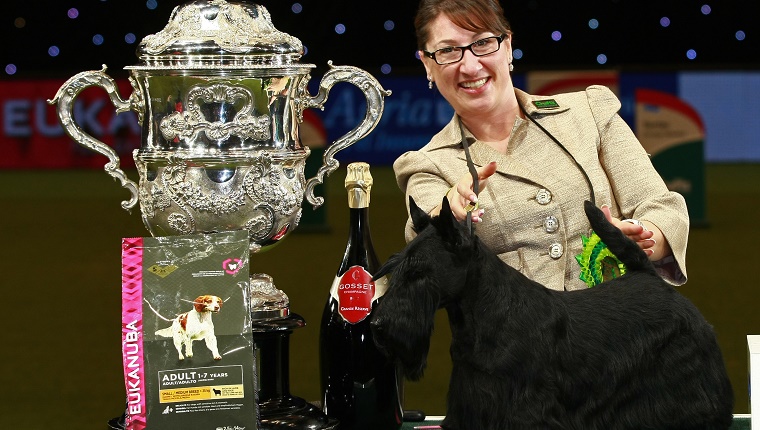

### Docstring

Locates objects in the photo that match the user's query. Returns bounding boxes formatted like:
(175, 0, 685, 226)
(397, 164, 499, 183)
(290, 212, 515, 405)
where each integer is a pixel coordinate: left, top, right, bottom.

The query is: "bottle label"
(329, 266, 388, 324)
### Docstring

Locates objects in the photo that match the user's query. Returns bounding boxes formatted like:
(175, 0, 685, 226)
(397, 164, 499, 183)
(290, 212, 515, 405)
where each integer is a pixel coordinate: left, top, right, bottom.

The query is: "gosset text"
(338, 282, 373, 290)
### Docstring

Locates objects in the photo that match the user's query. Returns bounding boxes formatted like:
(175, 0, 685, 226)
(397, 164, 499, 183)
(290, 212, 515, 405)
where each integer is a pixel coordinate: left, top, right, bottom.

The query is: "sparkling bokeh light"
(2, 1, 757, 77)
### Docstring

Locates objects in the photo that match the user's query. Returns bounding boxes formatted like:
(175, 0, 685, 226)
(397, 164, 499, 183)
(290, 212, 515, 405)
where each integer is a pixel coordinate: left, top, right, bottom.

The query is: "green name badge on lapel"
(533, 99, 560, 109)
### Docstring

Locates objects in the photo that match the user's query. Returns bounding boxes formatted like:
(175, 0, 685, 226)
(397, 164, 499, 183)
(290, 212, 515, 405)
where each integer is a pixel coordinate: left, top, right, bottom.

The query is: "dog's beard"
(372, 273, 439, 381)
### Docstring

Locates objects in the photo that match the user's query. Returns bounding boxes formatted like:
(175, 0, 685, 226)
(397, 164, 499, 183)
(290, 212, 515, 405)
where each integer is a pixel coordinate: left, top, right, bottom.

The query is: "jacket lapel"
(457, 90, 574, 189)
(467, 139, 549, 188)
(507, 91, 590, 189)
(439, 90, 591, 193)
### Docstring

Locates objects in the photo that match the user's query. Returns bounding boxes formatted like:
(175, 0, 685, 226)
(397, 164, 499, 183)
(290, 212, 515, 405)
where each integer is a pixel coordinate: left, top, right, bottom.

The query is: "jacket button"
(549, 243, 564, 259)
(536, 188, 552, 205)
(544, 215, 559, 233)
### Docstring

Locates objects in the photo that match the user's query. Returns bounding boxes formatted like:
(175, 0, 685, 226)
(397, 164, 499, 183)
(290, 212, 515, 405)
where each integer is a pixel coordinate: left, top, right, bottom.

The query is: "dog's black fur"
(371, 197, 733, 430)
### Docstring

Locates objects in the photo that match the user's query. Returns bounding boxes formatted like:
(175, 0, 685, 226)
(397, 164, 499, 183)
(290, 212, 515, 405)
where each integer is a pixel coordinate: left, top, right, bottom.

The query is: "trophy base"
(253, 314, 337, 429)
(252, 306, 290, 321)
(106, 402, 338, 430)
(251, 273, 291, 321)
(259, 396, 338, 430)
(106, 414, 124, 430)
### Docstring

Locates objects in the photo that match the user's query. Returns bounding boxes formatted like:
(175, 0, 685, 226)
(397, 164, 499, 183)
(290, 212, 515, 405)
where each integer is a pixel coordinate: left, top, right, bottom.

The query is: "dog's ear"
(193, 296, 206, 312)
(409, 196, 431, 233)
(437, 196, 471, 249)
(440, 196, 455, 225)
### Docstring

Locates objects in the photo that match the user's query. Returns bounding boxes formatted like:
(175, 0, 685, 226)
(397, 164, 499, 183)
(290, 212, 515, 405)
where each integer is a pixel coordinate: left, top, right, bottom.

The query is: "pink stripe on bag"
(121, 237, 146, 430)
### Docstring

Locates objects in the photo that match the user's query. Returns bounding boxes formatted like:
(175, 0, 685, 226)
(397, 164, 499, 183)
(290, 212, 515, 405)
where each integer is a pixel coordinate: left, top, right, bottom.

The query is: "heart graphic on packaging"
(223, 258, 243, 275)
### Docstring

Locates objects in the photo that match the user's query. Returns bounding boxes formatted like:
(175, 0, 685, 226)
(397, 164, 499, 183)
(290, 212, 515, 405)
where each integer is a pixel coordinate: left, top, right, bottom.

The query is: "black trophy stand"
(252, 313, 338, 430)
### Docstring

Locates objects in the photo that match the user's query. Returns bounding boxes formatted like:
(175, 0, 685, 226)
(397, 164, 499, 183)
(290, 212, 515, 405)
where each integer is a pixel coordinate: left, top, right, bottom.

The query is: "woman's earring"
(509, 63, 514, 72)
(428, 79, 434, 90)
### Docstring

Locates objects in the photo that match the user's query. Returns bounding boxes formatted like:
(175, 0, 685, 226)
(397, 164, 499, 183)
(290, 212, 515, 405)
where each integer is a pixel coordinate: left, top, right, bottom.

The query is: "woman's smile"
(460, 77, 489, 90)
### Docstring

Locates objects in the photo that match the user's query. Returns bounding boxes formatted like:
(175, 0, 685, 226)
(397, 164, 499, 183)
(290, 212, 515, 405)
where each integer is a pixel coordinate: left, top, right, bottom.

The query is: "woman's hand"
(436, 161, 498, 222)
(600, 205, 672, 261)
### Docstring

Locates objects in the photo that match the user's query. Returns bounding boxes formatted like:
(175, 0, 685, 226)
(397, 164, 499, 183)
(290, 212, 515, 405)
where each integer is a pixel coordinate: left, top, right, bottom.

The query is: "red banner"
(0, 79, 141, 169)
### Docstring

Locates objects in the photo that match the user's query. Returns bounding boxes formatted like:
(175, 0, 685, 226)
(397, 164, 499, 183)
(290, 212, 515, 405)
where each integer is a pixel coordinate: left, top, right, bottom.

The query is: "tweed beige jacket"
(394, 85, 689, 291)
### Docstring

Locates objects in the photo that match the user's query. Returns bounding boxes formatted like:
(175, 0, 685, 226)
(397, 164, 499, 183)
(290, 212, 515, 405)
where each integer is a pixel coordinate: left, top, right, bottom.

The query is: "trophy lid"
(128, 0, 312, 70)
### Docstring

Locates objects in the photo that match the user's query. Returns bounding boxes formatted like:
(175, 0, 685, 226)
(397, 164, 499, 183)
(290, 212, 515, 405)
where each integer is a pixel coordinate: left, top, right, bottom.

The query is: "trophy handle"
(48, 64, 141, 211)
(303, 61, 391, 209)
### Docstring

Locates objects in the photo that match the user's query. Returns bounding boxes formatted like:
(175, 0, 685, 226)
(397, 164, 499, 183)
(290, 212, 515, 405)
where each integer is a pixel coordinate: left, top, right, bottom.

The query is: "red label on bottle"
(337, 266, 375, 324)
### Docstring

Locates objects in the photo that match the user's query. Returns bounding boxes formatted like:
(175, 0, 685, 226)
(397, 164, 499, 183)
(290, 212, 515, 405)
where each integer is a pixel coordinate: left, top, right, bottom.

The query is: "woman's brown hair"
(415, 0, 512, 50)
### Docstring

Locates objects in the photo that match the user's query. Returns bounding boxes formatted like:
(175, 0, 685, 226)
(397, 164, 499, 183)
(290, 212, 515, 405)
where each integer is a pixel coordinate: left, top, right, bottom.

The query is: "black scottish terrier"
(371, 197, 733, 430)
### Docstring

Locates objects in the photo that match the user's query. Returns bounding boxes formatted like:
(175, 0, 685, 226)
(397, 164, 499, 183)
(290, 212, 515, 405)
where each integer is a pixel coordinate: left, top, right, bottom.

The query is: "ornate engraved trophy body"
(49, 1, 389, 429)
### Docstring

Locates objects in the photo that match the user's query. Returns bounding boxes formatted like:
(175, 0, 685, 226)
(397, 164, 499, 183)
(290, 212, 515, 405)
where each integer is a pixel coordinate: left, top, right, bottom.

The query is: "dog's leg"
(173, 333, 185, 360)
(205, 334, 222, 360)
(184, 337, 194, 359)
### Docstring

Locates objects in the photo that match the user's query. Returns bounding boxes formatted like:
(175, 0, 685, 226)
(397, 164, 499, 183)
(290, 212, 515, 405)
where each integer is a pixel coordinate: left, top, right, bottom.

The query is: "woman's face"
(421, 13, 514, 120)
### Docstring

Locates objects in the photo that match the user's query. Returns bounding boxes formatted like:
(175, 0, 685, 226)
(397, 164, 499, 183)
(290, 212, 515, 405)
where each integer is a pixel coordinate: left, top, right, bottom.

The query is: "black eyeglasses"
(423, 34, 506, 65)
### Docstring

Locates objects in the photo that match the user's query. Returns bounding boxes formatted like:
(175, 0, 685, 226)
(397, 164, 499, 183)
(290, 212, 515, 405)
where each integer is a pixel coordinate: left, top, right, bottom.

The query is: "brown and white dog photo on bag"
(154, 295, 224, 361)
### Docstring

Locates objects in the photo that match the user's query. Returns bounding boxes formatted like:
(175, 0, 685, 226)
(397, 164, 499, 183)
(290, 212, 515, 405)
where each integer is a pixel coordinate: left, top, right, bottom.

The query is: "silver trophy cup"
(50, 2, 390, 429)
(49, 0, 389, 320)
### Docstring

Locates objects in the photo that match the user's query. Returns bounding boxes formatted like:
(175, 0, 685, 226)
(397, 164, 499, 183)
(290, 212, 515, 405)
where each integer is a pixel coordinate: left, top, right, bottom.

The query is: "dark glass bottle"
(319, 162, 403, 430)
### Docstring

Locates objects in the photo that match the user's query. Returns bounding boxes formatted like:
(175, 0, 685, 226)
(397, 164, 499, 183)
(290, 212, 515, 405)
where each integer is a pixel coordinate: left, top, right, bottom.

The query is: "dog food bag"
(121, 230, 258, 430)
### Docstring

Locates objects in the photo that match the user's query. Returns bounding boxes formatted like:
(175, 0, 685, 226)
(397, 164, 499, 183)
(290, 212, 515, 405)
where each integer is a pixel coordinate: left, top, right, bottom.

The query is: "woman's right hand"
(445, 161, 498, 222)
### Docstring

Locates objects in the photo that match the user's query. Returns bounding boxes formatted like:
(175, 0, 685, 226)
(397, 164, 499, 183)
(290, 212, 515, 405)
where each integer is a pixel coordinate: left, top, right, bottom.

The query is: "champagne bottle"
(319, 162, 403, 430)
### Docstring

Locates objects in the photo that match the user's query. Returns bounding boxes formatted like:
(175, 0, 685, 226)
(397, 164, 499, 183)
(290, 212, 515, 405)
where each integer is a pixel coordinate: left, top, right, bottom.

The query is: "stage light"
(686, 49, 697, 60)
(0, 0, 754, 75)
(597, 54, 608, 65)
(93, 34, 104, 46)
(381, 64, 392, 74)
(5, 64, 17, 75)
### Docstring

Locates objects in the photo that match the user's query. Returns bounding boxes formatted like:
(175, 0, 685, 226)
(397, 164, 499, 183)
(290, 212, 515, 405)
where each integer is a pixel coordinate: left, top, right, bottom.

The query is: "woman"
(394, 0, 688, 291)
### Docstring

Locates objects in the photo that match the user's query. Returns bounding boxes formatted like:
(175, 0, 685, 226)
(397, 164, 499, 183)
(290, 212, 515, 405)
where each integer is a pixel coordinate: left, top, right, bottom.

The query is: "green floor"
(0, 164, 757, 428)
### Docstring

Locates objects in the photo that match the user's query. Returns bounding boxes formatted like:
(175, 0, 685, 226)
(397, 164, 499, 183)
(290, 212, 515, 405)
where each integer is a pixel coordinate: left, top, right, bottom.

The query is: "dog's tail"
(155, 327, 173, 337)
(583, 201, 656, 274)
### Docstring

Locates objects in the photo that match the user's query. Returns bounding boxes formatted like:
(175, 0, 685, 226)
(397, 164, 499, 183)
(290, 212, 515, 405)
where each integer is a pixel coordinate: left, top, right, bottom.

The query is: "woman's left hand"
(600, 205, 672, 261)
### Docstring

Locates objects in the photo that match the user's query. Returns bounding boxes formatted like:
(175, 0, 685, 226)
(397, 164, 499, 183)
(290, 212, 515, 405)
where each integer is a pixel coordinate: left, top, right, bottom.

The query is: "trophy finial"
(137, 0, 304, 66)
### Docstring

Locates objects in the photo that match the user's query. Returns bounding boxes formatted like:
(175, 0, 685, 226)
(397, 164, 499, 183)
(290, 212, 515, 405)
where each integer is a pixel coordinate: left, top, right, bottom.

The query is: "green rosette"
(575, 231, 626, 287)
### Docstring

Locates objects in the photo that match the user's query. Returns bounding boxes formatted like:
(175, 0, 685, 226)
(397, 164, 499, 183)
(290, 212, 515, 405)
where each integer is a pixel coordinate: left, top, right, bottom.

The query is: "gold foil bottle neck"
(345, 162, 372, 209)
